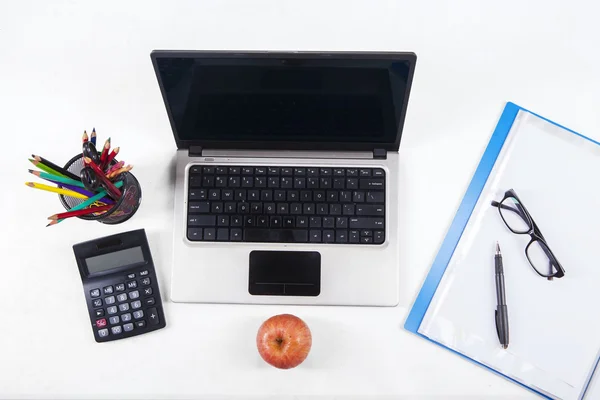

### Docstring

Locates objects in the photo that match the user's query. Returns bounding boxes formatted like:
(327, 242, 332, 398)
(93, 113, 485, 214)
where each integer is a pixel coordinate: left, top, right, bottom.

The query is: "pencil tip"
(25, 182, 33, 187)
(496, 242, 501, 255)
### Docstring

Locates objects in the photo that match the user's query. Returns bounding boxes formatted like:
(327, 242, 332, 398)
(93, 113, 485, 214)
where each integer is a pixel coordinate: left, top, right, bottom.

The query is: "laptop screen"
(152, 52, 415, 151)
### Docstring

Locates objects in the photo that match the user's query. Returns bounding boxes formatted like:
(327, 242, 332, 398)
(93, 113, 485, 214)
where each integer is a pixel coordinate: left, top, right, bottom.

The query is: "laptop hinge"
(373, 149, 387, 160)
(189, 146, 203, 157)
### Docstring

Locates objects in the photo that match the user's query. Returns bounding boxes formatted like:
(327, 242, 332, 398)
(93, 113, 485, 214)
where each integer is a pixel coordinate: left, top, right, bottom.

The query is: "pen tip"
(502, 344, 508, 349)
(496, 242, 501, 254)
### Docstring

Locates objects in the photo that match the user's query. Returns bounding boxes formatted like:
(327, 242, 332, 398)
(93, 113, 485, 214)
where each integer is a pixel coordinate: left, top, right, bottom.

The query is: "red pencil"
(99, 137, 111, 170)
(106, 160, 125, 175)
(48, 204, 112, 220)
(83, 156, 122, 199)
(105, 147, 119, 167)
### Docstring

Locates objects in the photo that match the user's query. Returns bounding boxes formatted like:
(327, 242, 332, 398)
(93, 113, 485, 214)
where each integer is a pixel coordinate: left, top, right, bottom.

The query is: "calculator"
(73, 229, 166, 342)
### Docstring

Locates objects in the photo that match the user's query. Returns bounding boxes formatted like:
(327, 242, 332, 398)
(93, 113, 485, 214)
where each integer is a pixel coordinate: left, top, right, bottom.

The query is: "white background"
(1, 1, 599, 399)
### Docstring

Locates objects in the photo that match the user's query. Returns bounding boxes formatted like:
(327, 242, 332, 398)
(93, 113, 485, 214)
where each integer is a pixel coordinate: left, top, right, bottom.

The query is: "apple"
(256, 314, 312, 369)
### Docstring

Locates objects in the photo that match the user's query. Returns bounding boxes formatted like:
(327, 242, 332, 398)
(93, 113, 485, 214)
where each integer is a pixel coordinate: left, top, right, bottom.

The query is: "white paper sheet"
(419, 111, 600, 400)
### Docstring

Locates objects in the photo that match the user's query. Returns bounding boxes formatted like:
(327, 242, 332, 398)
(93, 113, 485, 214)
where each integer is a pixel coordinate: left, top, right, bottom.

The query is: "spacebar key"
(244, 229, 308, 243)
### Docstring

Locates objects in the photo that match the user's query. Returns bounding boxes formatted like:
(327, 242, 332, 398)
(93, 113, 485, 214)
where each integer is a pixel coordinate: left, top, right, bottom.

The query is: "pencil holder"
(58, 154, 142, 224)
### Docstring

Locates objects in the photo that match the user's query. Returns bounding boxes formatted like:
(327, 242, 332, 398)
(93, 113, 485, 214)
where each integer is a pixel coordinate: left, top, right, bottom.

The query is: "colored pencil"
(48, 204, 112, 220)
(58, 183, 115, 204)
(99, 138, 111, 170)
(29, 158, 68, 178)
(28, 169, 85, 188)
(32, 154, 81, 181)
(47, 180, 124, 226)
(90, 128, 97, 146)
(106, 160, 125, 175)
(105, 147, 119, 166)
(25, 182, 88, 199)
(83, 156, 121, 198)
(82, 130, 88, 143)
(107, 165, 133, 180)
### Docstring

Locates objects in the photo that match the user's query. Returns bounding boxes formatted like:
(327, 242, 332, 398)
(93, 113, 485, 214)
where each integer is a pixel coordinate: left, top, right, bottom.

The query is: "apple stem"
(275, 338, 283, 346)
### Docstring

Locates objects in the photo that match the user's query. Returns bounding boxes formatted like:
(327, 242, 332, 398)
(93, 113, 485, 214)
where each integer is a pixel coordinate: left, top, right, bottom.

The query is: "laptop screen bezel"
(150, 50, 417, 152)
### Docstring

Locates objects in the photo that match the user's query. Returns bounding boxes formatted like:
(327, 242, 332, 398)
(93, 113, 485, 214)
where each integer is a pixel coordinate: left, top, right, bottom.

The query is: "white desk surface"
(1, 1, 600, 398)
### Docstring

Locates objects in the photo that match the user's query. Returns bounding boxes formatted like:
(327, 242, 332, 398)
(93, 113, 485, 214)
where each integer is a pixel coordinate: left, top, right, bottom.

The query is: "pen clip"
(495, 309, 501, 341)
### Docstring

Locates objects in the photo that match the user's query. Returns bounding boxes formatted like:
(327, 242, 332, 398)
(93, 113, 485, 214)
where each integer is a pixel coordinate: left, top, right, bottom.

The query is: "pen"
(495, 242, 509, 349)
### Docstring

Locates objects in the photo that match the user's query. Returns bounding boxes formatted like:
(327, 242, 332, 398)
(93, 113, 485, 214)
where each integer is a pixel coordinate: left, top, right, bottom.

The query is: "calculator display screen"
(85, 246, 145, 275)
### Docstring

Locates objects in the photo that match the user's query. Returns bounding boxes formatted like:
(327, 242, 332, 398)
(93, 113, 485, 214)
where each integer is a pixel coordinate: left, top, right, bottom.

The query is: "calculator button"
(90, 289, 101, 298)
(144, 297, 155, 306)
(121, 313, 132, 322)
(123, 323, 134, 332)
(141, 277, 151, 286)
(98, 329, 109, 338)
(148, 308, 159, 325)
(118, 303, 130, 312)
(103, 286, 114, 295)
(127, 281, 137, 289)
(117, 293, 128, 302)
(127, 273, 136, 279)
(96, 318, 107, 328)
(92, 299, 103, 308)
(133, 310, 144, 319)
(94, 309, 104, 317)
(115, 284, 125, 292)
(129, 290, 140, 300)
(109, 316, 120, 324)
(111, 326, 122, 335)
(107, 306, 118, 315)
(139, 270, 149, 276)
(105, 296, 116, 305)
(131, 300, 142, 309)
(143, 287, 153, 296)
(135, 320, 146, 329)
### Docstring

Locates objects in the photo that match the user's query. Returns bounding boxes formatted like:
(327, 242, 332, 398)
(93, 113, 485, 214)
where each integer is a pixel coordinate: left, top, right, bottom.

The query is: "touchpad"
(249, 251, 321, 296)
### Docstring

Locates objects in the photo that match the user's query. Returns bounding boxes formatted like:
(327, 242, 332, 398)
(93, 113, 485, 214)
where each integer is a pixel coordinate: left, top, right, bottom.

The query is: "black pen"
(495, 242, 509, 349)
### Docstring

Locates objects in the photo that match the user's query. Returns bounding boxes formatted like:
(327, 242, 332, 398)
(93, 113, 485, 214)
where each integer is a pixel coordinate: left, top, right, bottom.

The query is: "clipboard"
(405, 102, 600, 400)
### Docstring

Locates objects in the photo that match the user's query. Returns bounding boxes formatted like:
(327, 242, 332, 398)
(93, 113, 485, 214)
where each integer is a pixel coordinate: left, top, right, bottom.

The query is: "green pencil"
(28, 169, 85, 188)
(46, 180, 124, 227)
(29, 158, 68, 178)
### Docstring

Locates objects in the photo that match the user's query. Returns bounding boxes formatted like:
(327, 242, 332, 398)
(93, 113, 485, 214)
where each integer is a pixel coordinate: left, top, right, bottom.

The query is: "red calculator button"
(96, 318, 107, 328)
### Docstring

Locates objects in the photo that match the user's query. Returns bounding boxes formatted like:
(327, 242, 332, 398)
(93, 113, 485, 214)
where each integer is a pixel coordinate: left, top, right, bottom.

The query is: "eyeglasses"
(491, 189, 565, 280)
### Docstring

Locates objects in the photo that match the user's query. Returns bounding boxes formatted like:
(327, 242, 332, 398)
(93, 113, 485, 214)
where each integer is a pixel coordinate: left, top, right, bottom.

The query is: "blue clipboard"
(404, 101, 600, 399)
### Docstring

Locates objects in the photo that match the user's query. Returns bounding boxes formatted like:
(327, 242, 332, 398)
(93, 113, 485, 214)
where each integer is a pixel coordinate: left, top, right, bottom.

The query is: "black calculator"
(73, 229, 166, 342)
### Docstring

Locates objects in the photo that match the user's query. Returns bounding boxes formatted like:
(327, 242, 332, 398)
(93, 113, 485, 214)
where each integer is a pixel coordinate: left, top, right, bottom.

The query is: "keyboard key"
(251, 203, 262, 214)
(248, 190, 259, 201)
(244, 216, 255, 227)
(268, 177, 279, 188)
(283, 217, 295, 228)
(231, 229, 242, 241)
(131, 300, 142, 309)
(255, 167, 266, 175)
(209, 189, 220, 200)
(282, 168, 293, 176)
(90, 289, 101, 298)
(242, 167, 253, 174)
(330, 204, 341, 215)
(327, 191, 338, 202)
(261, 190, 273, 201)
(117, 293, 128, 302)
(95, 309, 104, 317)
(361, 230, 373, 237)
(128, 290, 140, 300)
(323, 230, 335, 243)
(255, 177, 267, 187)
(143, 287, 153, 296)
(211, 202, 223, 213)
(334, 168, 345, 176)
(148, 308, 160, 325)
(373, 169, 385, 177)
(336, 217, 348, 228)
(353, 192, 365, 203)
(294, 178, 306, 189)
(356, 205, 384, 216)
(133, 310, 144, 319)
(109, 316, 120, 325)
(257, 216, 269, 227)
(340, 191, 351, 202)
(290, 203, 302, 214)
(278, 203, 289, 214)
(190, 166, 202, 174)
(317, 204, 328, 215)
(336, 230, 348, 243)
(264, 203, 276, 214)
(296, 216, 308, 228)
(139, 270, 149, 276)
(215, 176, 226, 187)
(346, 168, 358, 177)
(310, 217, 322, 228)
(320, 178, 332, 189)
(323, 217, 335, 228)
(314, 191, 325, 202)
(294, 168, 306, 176)
(308, 168, 318, 176)
(270, 216, 282, 228)
(361, 236, 373, 244)
(245, 229, 308, 243)
(349, 230, 360, 243)
(281, 177, 293, 188)
(274, 190, 286, 201)
(188, 216, 216, 226)
(111, 326, 123, 335)
(189, 202, 210, 213)
(300, 191, 312, 201)
(218, 216, 229, 226)
(320, 168, 332, 176)
(238, 203, 249, 213)
(204, 228, 216, 240)
(360, 179, 384, 190)
(98, 329, 109, 338)
(203, 167, 214, 174)
(121, 313, 132, 322)
(235, 190, 246, 201)
(115, 283, 125, 292)
(360, 169, 371, 177)
(228, 176, 240, 187)
(216, 167, 227, 174)
(288, 191, 299, 201)
(347, 179, 358, 189)
(231, 216, 242, 226)
(222, 190, 234, 200)
(127, 280, 137, 289)
(374, 231, 385, 244)
(367, 192, 385, 203)
(307, 178, 319, 188)
(105, 296, 116, 305)
(107, 306, 118, 315)
(135, 321, 146, 329)
(349, 218, 384, 229)
(333, 178, 345, 189)
(92, 298, 103, 307)
(309, 230, 322, 242)
(202, 176, 214, 187)
(123, 323, 134, 332)
(229, 167, 240, 174)
(242, 176, 254, 187)
(303, 203, 315, 214)
(96, 318, 107, 328)
(103, 286, 114, 295)
(189, 189, 207, 200)
(343, 204, 355, 215)
(188, 228, 202, 240)
(217, 228, 229, 241)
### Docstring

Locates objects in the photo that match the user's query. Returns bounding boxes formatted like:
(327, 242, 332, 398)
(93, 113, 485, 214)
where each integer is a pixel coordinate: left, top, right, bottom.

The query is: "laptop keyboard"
(186, 166, 385, 244)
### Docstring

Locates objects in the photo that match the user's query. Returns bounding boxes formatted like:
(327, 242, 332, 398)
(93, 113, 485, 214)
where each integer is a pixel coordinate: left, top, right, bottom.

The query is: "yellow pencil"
(25, 182, 89, 199)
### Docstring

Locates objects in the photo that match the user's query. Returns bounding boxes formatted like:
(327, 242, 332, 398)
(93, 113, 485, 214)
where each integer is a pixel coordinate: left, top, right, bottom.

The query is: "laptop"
(150, 50, 417, 306)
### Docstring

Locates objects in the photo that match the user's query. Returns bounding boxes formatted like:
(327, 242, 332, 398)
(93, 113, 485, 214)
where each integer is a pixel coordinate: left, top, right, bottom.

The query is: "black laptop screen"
(154, 54, 414, 148)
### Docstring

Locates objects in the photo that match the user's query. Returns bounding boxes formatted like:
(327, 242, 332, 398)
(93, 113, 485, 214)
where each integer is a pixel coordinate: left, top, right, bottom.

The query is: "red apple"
(256, 314, 312, 369)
